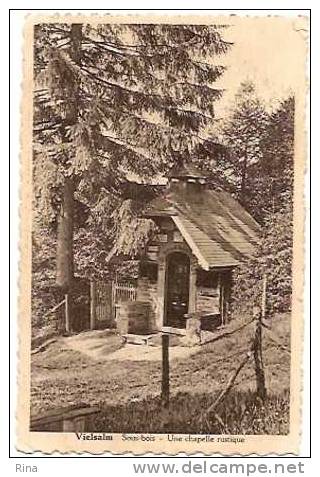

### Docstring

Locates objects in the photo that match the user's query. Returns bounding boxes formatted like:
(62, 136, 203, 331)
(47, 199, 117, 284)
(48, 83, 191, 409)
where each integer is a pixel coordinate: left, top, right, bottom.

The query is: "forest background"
(31, 20, 298, 339)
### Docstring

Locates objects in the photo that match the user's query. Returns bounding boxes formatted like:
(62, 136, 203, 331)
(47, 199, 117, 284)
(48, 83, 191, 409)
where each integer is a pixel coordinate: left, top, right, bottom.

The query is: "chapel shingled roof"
(143, 180, 261, 269)
(168, 163, 208, 180)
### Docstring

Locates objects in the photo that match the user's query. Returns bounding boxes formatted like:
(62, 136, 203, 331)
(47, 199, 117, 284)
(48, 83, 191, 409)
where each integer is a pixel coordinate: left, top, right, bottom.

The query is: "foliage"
(219, 81, 270, 204)
(229, 97, 294, 317)
(246, 96, 294, 224)
(32, 22, 230, 283)
(31, 229, 60, 342)
(32, 24, 295, 324)
(109, 199, 158, 257)
(33, 23, 230, 218)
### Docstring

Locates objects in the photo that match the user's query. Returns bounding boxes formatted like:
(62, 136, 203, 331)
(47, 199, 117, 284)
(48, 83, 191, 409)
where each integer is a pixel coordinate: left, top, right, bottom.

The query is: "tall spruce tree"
(259, 97, 294, 213)
(220, 81, 269, 211)
(33, 23, 230, 300)
(229, 96, 295, 317)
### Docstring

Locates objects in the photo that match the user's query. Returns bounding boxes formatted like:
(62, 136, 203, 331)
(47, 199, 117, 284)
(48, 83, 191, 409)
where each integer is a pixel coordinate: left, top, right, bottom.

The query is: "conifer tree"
(229, 96, 295, 316)
(220, 81, 269, 210)
(33, 23, 230, 297)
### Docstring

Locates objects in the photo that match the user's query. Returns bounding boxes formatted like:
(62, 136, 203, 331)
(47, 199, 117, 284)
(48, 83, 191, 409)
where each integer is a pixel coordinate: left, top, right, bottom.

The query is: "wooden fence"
(90, 280, 137, 329)
(112, 281, 137, 321)
(93, 281, 113, 324)
(112, 281, 137, 305)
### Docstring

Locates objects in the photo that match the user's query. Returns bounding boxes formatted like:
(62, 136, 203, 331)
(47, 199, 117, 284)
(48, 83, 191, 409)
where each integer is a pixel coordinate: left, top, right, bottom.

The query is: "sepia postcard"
(17, 12, 309, 455)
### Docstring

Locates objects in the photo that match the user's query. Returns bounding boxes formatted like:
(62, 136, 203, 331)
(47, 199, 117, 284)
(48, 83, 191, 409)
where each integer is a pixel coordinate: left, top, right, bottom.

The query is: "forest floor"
(31, 312, 291, 425)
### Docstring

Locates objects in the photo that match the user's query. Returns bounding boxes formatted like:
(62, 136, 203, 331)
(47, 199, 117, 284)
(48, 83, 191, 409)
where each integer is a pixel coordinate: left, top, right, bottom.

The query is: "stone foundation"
(136, 277, 158, 330)
(184, 312, 201, 345)
(117, 301, 155, 335)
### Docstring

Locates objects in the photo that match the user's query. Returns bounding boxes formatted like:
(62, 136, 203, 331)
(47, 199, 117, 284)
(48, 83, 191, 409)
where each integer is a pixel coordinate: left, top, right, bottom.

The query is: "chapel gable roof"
(143, 185, 261, 269)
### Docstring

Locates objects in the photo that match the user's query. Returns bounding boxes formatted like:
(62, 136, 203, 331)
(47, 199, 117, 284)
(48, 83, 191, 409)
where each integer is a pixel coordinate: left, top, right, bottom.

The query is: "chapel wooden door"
(165, 252, 190, 328)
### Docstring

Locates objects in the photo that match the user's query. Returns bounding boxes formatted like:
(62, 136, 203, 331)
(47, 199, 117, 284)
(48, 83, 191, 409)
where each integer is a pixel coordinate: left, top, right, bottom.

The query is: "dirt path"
(31, 314, 291, 416)
(62, 330, 199, 362)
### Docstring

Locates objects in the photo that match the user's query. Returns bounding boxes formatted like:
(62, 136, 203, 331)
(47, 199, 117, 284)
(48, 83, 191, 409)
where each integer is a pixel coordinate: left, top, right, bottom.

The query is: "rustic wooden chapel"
(113, 164, 261, 337)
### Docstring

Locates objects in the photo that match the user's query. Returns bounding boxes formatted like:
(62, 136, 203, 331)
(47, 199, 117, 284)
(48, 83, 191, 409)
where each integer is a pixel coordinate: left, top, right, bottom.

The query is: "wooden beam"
(161, 334, 170, 408)
(253, 306, 267, 400)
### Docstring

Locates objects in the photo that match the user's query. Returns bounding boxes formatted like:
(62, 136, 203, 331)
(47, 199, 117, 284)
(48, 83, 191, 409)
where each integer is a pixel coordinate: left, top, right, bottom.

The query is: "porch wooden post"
(188, 261, 197, 313)
(220, 270, 232, 326)
(90, 280, 96, 330)
(218, 273, 225, 326)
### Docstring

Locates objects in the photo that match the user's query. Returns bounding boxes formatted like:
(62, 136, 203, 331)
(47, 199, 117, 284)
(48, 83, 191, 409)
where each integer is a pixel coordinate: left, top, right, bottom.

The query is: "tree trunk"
(55, 23, 82, 330)
(56, 177, 75, 289)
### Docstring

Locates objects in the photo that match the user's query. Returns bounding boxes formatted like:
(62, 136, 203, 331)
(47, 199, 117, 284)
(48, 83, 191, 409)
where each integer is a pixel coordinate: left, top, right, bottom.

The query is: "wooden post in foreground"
(253, 305, 267, 401)
(161, 333, 170, 408)
(65, 293, 71, 333)
(90, 280, 96, 330)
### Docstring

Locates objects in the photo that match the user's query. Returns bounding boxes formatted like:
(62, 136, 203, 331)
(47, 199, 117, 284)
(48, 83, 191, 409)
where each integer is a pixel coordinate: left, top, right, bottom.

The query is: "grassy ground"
(30, 313, 290, 434)
(87, 390, 290, 435)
